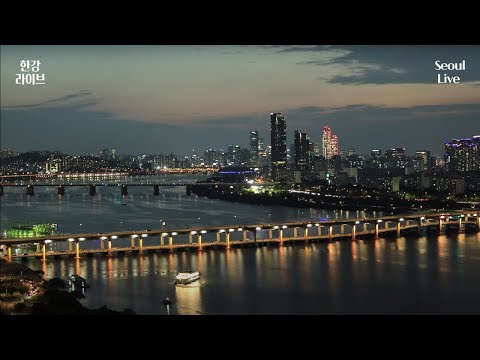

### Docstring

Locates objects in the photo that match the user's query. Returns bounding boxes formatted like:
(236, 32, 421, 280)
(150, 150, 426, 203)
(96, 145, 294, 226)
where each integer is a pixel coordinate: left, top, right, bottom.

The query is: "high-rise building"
(111, 148, 116, 160)
(294, 130, 311, 171)
(270, 112, 287, 180)
(445, 137, 479, 172)
(249, 130, 259, 167)
(322, 126, 339, 160)
(370, 149, 381, 159)
(415, 150, 430, 172)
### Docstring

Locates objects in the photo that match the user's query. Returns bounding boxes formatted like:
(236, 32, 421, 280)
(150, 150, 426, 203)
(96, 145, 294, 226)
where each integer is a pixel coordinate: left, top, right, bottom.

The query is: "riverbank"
(0, 259, 135, 315)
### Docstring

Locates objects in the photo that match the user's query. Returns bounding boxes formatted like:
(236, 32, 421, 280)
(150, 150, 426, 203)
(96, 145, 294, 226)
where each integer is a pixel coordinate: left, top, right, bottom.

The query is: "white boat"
(175, 271, 200, 285)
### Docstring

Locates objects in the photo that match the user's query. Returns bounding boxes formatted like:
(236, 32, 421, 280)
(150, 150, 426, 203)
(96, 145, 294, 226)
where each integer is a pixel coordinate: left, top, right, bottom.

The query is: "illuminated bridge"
(1, 212, 478, 261)
(0, 182, 275, 196)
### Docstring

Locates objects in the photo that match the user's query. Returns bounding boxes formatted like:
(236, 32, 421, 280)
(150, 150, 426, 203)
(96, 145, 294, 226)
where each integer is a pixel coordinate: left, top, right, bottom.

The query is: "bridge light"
(132, 234, 139, 238)
(377, 219, 383, 223)
(219, 229, 226, 233)
(171, 232, 178, 236)
(355, 221, 360, 224)
(111, 236, 118, 239)
(100, 236, 107, 240)
(229, 228, 235, 232)
(314, 223, 319, 227)
(460, 215, 465, 218)
(200, 230, 207, 234)
(68, 238, 75, 242)
(306, 224, 313, 227)
(45, 240, 52, 244)
(237, 228, 243, 231)
(399, 218, 404, 222)
(474, 214, 478, 217)
(282, 225, 288, 229)
(273, 226, 279, 229)
(255, 227, 262, 230)
(162, 232, 168, 236)
(79, 237, 86, 241)
(440, 216, 445, 219)
(141, 234, 148, 238)
(420, 217, 425, 220)
(190, 231, 197, 235)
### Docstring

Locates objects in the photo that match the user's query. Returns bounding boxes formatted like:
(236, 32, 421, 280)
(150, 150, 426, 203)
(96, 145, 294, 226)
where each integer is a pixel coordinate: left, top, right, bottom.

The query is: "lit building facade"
(270, 112, 287, 180)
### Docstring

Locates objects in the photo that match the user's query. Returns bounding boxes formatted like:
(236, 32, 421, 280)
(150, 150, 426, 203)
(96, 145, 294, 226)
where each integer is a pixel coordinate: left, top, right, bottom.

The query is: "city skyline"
(1, 45, 480, 154)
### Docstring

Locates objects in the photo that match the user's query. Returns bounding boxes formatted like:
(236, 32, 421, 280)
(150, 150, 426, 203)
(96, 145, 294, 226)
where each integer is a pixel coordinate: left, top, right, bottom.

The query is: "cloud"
(295, 45, 480, 85)
(2, 90, 102, 110)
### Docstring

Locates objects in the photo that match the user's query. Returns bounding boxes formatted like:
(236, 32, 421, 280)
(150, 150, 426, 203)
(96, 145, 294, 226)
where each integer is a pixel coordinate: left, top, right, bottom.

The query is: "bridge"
(1, 212, 478, 261)
(0, 182, 272, 196)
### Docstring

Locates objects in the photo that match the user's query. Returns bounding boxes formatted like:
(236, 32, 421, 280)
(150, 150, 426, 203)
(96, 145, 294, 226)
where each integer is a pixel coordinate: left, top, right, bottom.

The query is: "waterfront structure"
(270, 112, 287, 180)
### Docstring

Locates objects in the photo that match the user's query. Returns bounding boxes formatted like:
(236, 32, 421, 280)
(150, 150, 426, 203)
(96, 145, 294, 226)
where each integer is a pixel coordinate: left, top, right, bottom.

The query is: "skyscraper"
(322, 126, 339, 159)
(415, 150, 430, 172)
(444, 137, 479, 172)
(270, 112, 287, 180)
(249, 130, 259, 167)
(294, 130, 311, 171)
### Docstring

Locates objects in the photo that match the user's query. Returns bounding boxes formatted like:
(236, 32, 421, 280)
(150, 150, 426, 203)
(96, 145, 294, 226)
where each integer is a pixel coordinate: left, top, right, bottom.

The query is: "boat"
(175, 270, 200, 285)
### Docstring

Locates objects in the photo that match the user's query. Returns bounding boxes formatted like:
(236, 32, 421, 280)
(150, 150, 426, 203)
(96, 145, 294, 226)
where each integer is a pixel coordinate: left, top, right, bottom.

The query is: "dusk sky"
(1, 45, 479, 156)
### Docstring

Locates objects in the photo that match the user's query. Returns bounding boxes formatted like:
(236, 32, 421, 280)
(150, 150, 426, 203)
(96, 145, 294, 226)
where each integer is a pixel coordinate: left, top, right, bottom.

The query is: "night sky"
(1, 45, 479, 156)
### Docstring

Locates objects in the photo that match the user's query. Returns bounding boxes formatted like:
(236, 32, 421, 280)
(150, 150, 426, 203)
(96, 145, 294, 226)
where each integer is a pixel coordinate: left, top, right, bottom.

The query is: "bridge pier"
(317, 225, 321, 236)
(458, 218, 463, 233)
(189, 234, 193, 244)
(161, 234, 166, 246)
(108, 238, 112, 256)
(26, 185, 34, 196)
(216, 232, 221, 242)
(7, 246, 12, 261)
(36, 243, 41, 253)
(198, 234, 202, 251)
(293, 227, 298, 238)
(75, 241, 80, 259)
(122, 185, 128, 196)
(439, 219, 443, 234)
(242, 230, 248, 241)
(131, 236, 136, 248)
(89, 185, 96, 196)
(397, 222, 401, 237)
(375, 223, 379, 239)
(42, 243, 46, 261)
(57, 185, 65, 196)
(169, 236, 173, 252)
(351, 224, 356, 240)
(100, 239, 104, 249)
(304, 227, 309, 241)
(226, 232, 230, 249)
(268, 229, 273, 239)
(139, 237, 143, 254)
(477, 216, 480, 230)
(153, 185, 160, 196)
(328, 225, 333, 239)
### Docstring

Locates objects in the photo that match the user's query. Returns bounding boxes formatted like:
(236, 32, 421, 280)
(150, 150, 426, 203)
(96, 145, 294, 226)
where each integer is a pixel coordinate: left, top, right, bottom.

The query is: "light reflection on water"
(3, 176, 480, 314)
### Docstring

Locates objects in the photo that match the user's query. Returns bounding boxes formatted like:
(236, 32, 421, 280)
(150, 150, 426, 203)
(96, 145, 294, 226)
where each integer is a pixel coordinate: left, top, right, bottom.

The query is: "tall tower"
(322, 126, 332, 159)
(249, 130, 259, 167)
(270, 112, 287, 180)
(294, 130, 311, 171)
